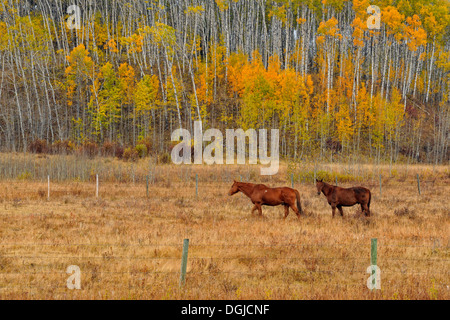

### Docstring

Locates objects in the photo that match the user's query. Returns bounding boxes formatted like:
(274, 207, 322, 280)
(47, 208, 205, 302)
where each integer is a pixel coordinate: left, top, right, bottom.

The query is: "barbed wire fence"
(0, 169, 442, 206)
(1, 239, 448, 294)
(0, 156, 448, 297)
(0, 152, 445, 187)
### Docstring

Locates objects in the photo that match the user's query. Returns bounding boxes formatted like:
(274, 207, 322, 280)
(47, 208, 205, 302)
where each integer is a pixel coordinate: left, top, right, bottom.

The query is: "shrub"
(28, 139, 48, 154)
(325, 138, 342, 153)
(51, 140, 75, 154)
(82, 141, 99, 158)
(313, 170, 360, 183)
(101, 141, 116, 157)
(135, 144, 148, 158)
(17, 171, 32, 180)
(158, 152, 171, 164)
(123, 147, 139, 162)
(137, 137, 152, 155)
(115, 145, 125, 159)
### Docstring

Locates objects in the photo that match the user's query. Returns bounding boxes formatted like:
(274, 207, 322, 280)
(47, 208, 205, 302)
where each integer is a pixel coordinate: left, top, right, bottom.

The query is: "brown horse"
(315, 179, 371, 217)
(228, 181, 303, 219)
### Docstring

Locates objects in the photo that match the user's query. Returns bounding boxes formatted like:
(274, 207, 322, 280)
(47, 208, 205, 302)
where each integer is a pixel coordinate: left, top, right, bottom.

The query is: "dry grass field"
(0, 154, 449, 300)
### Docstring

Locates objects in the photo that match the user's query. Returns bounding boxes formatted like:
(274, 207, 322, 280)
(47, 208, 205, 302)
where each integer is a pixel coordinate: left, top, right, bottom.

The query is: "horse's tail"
(295, 190, 303, 215)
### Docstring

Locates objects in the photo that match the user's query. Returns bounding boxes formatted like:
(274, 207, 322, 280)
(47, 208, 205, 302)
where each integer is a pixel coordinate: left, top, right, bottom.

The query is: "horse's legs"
(256, 203, 263, 216)
(283, 205, 289, 219)
(362, 203, 370, 217)
(331, 204, 337, 218)
(251, 204, 258, 216)
(290, 203, 301, 219)
(337, 205, 344, 217)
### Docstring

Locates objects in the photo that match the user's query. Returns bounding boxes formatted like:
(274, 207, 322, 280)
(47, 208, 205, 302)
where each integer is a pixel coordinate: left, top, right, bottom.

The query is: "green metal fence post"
(417, 174, 421, 195)
(180, 239, 189, 287)
(371, 238, 378, 290)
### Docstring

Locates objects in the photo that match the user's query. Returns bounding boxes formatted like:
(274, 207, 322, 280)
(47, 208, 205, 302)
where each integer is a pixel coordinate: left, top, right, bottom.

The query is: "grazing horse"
(228, 181, 302, 219)
(315, 179, 371, 217)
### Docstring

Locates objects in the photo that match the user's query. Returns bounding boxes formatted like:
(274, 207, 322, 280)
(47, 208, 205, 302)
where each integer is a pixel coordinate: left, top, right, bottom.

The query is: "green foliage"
(315, 170, 360, 183)
(0, 0, 448, 164)
(135, 144, 148, 158)
(17, 171, 32, 180)
(428, 279, 439, 300)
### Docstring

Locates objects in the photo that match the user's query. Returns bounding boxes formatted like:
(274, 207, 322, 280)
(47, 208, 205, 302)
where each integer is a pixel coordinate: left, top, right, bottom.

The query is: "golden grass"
(0, 160, 449, 300)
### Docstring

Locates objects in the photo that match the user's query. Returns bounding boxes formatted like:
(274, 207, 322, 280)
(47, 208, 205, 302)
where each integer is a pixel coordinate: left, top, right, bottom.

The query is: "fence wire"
(1, 240, 448, 293)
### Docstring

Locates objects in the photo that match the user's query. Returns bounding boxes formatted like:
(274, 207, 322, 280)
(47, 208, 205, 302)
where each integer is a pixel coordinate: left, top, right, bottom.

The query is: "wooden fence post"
(417, 174, 421, 195)
(179, 239, 189, 287)
(47, 175, 50, 200)
(291, 173, 294, 188)
(335, 176, 338, 186)
(146, 175, 149, 198)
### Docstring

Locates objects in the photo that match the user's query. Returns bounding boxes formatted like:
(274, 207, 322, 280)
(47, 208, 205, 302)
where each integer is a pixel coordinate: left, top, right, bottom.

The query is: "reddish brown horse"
(315, 179, 371, 217)
(228, 181, 303, 219)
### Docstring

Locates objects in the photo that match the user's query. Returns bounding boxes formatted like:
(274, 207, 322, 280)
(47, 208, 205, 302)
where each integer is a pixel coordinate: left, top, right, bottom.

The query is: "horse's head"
(228, 180, 240, 196)
(315, 179, 324, 195)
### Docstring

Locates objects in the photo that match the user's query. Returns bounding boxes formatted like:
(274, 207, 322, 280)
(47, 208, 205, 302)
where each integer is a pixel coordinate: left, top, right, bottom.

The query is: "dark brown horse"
(228, 181, 303, 219)
(315, 179, 371, 217)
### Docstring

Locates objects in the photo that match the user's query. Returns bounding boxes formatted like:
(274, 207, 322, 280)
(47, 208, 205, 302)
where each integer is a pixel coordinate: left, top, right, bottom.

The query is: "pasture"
(0, 154, 449, 300)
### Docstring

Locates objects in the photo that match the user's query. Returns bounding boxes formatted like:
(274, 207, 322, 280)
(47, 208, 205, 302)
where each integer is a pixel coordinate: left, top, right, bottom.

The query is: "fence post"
(47, 175, 50, 200)
(179, 239, 189, 287)
(195, 174, 198, 197)
(291, 173, 294, 188)
(379, 174, 382, 197)
(335, 176, 338, 186)
(371, 238, 378, 290)
(96, 174, 99, 198)
(416, 174, 421, 195)
(146, 175, 149, 198)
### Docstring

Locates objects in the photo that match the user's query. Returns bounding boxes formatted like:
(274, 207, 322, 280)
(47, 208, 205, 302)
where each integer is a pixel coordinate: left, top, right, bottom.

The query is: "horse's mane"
(237, 181, 268, 188)
(236, 181, 254, 185)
